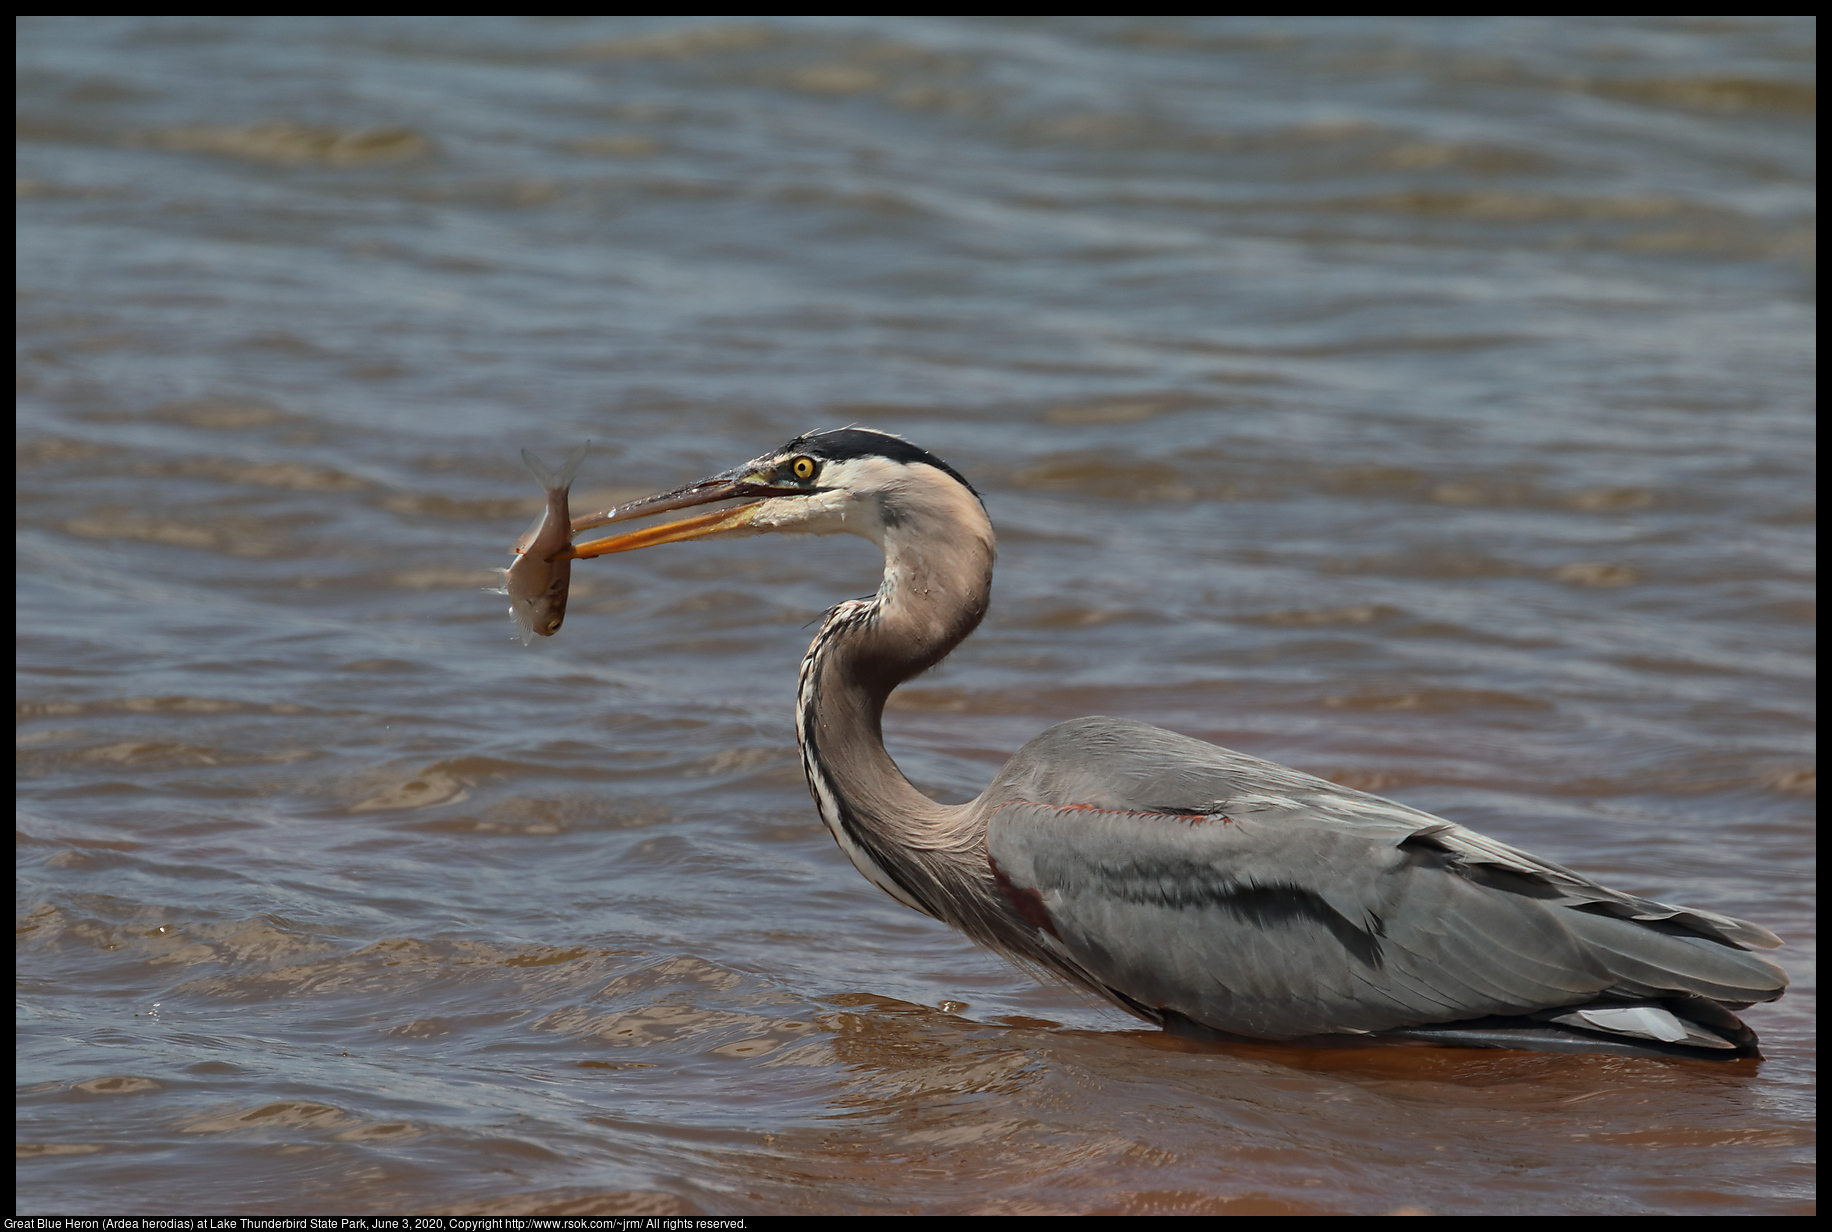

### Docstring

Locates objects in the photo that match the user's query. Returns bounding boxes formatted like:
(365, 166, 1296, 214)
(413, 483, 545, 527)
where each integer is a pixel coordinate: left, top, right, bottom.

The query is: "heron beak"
(563, 468, 790, 560)
(566, 501, 762, 559)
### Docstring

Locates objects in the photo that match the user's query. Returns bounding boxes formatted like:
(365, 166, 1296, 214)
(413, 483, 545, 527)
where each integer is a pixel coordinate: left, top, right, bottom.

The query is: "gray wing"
(982, 717, 1787, 1042)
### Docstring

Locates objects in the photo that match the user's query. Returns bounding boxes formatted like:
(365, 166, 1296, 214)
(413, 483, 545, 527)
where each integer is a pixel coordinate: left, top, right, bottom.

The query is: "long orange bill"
(569, 469, 782, 535)
(564, 502, 761, 560)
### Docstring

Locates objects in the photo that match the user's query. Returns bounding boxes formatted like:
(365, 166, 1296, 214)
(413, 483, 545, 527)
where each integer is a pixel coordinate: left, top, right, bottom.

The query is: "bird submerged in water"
(559, 428, 1787, 1058)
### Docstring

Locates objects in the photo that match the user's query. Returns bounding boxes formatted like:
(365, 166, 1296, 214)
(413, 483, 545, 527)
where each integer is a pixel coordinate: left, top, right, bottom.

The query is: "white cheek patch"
(748, 487, 878, 540)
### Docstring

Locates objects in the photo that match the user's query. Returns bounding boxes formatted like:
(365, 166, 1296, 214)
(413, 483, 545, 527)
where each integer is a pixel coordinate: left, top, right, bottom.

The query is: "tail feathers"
(1398, 905, 1792, 1057)
(522, 440, 590, 491)
(1564, 909, 1789, 1005)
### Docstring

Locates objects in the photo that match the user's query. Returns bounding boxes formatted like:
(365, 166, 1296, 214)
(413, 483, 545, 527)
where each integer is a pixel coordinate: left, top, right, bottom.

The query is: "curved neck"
(794, 495, 996, 921)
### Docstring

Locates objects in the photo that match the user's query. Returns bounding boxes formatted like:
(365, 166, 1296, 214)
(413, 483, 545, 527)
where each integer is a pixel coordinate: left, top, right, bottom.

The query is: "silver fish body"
(500, 442, 589, 644)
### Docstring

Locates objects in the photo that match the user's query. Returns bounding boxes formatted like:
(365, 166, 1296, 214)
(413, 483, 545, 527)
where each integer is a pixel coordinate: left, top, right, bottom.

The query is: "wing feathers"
(983, 719, 1786, 1049)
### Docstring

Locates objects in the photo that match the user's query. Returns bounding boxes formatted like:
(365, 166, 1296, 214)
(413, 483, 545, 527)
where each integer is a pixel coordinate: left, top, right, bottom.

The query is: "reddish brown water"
(17, 17, 1814, 1216)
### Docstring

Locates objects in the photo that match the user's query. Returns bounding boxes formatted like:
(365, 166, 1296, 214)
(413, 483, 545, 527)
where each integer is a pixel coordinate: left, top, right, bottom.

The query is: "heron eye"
(791, 456, 818, 482)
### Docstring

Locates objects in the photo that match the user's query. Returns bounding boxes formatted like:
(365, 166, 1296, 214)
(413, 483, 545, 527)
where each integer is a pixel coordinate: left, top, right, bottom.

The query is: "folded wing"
(983, 718, 1786, 1049)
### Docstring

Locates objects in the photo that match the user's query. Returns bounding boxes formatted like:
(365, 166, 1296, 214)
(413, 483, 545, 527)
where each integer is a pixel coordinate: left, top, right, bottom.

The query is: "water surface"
(17, 16, 1815, 1215)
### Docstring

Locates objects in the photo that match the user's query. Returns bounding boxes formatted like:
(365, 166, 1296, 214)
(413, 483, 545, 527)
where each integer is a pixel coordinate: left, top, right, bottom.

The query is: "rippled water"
(17, 17, 1815, 1216)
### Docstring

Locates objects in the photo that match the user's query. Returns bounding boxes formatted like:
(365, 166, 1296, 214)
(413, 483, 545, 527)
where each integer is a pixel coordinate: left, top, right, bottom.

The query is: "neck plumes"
(794, 473, 998, 928)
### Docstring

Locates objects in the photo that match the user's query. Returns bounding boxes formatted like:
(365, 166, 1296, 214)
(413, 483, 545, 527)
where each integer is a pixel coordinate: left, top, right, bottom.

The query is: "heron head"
(567, 428, 984, 559)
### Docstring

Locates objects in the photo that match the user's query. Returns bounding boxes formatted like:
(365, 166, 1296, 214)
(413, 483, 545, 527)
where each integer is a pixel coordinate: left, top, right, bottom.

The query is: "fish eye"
(790, 455, 818, 482)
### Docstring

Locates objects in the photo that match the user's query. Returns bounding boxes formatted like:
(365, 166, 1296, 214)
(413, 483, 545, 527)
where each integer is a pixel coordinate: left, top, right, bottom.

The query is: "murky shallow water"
(17, 17, 1815, 1215)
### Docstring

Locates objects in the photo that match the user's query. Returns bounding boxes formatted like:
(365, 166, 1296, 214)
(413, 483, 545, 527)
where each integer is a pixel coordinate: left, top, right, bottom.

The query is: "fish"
(494, 441, 589, 645)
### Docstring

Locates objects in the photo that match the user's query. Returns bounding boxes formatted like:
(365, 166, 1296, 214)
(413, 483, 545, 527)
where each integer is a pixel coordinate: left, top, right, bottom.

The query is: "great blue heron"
(561, 428, 1787, 1058)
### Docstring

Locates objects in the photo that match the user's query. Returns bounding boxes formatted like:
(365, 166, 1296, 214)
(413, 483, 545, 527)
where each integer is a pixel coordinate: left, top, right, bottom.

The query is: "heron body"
(565, 428, 1786, 1057)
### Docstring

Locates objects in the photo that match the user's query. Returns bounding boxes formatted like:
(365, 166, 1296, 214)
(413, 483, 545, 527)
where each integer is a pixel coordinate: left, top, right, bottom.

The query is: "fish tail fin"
(556, 440, 590, 487)
(521, 441, 590, 492)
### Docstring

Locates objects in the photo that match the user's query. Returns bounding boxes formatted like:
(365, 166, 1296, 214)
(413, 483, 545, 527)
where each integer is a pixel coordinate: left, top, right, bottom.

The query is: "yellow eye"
(791, 456, 818, 482)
